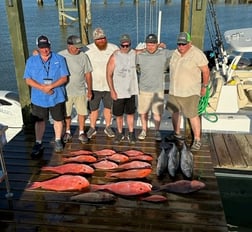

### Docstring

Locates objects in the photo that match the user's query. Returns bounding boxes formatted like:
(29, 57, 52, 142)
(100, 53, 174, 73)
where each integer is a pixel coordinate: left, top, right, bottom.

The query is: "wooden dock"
(0, 124, 229, 231)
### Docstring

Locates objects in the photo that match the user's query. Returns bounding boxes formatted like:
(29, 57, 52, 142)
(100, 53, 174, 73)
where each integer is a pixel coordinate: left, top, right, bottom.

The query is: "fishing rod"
(207, 0, 228, 77)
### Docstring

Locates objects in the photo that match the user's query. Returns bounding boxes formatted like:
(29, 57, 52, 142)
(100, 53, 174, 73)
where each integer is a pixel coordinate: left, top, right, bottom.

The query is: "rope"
(198, 86, 218, 122)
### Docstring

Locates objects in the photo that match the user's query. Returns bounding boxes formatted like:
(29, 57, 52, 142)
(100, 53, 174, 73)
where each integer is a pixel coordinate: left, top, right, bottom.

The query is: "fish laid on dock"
(167, 142, 180, 178)
(69, 150, 93, 156)
(128, 154, 153, 162)
(26, 175, 90, 192)
(62, 155, 97, 163)
(156, 148, 168, 177)
(90, 181, 152, 196)
(70, 191, 116, 203)
(140, 194, 168, 203)
(92, 160, 118, 170)
(41, 163, 94, 175)
(154, 180, 205, 194)
(93, 148, 116, 156)
(105, 168, 152, 179)
(180, 142, 194, 179)
(122, 149, 144, 156)
(117, 161, 151, 170)
(107, 153, 129, 163)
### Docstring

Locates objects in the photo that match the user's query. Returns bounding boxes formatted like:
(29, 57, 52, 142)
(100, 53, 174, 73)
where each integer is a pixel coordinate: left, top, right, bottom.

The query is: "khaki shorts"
(65, 95, 88, 116)
(138, 91, 164, 115)
(166, 95, 200, 118)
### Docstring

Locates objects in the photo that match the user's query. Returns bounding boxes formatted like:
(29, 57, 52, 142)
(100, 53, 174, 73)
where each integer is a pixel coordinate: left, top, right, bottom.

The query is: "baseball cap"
(177, 32, 191, 44)
(93, 27, 106, 40)
(145, 34, 158, 43)
(67, 35, 84, 48)
(37, 35, 51, 48)
(120, 34, 131, 44)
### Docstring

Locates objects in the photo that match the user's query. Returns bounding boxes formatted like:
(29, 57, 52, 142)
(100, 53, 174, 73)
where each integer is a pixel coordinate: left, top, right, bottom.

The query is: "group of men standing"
(23, 27, 209, 159)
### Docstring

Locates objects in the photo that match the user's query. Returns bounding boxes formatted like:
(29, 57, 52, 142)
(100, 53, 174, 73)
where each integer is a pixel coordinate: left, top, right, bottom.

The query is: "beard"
(95, 40, 108, 51)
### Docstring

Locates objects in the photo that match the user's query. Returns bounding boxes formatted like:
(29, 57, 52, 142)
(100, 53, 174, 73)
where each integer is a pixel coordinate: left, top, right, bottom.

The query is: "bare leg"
(116, 116, 123, 133)
(140, 113, 148, 132)
(35, 120, 45, 141)
(53, 120, 64, 140)
(78, 114, 85, 132)
(64, 116, 71, 132)
(89, 110, 99, 128)
(127, 114, 135, 133)
(104, 107, 112, 127)
(153, 113, 161, 131)
(171, 112, 181, 135)
(189, 115, 201, 140)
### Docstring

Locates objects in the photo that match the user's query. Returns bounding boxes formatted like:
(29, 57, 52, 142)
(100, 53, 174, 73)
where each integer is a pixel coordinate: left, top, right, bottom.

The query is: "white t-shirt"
(86, 42, 118, 91)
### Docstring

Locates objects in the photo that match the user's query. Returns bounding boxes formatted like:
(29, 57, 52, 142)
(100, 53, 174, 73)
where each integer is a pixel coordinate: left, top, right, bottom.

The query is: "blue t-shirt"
(23, 52, 69, 107)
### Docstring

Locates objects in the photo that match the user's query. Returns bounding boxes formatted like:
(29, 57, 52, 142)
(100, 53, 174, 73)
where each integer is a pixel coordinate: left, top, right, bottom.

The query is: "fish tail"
(90, 184, 103, 192)
(105, 172, 112, 178)
(26, 182, 41, 190)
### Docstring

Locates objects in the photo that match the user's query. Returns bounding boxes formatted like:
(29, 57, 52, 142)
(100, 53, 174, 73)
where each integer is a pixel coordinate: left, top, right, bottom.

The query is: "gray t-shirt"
(136, 48, 172, 92)
(58, 49, 93, 96)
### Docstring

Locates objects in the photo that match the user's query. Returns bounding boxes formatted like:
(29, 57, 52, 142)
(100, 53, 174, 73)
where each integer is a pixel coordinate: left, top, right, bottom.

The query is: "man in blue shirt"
(23, 35, 69, 158)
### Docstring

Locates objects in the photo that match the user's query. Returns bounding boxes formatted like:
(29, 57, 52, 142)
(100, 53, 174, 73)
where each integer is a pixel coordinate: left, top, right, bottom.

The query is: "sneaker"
(138, 130, 146, 140)
(114, 133, 124, 144)
(31, 142, 44, 159)
(54, 140, 63, 153)
(87, 127, 97, 139)
(63, 132, 72, 143)
(128, 132, 136, 145)
(155, 131, 162, 141)
(165, 132, 184, 141)
(191, 139, 201, 151)
(104, 126, 115, 138)
(78, 133, 88, 144)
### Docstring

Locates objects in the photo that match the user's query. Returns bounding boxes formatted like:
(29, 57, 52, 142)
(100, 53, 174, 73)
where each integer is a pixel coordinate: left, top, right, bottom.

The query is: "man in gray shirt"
(137, 34, 172, 141)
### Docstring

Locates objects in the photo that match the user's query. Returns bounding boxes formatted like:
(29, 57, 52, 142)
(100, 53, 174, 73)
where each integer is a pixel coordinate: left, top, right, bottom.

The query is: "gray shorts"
(88, 91, 112, 111)
(166, 95, 200, 118)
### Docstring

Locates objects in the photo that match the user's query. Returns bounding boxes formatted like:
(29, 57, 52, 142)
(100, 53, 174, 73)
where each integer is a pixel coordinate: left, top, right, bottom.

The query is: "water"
(1, 0, 252, 230)
(1, 0, 252, 91)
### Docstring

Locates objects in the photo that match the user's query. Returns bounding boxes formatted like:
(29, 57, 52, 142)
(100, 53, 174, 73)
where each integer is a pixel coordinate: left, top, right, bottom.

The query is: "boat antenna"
(207, 0, 228, 77)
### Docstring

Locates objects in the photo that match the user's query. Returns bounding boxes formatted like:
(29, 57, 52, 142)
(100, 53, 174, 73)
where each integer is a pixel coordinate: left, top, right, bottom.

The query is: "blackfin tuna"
(167, 142, 180, 178)
(156, 148, 168, 177)
(180, 142, 194, 179)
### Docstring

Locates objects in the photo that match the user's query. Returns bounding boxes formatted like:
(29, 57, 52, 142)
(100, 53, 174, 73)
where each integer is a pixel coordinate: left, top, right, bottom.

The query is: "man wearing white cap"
(85, 27, 118, 139)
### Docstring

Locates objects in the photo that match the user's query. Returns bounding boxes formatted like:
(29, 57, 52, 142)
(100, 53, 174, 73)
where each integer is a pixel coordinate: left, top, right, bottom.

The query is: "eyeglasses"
(121, 44, 130, 48)
(177, 43, 187, 46)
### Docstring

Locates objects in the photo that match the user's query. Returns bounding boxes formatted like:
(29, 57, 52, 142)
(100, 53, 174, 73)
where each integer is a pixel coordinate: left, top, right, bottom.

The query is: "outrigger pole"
(207, 0, 228, 77)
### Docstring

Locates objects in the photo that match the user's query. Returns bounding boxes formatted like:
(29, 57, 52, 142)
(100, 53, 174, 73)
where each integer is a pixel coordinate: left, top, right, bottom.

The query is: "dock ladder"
(0, 124, 13, 198)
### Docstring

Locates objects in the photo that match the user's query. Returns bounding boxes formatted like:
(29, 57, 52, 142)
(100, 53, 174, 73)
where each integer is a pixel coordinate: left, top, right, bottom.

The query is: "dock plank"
(0, 124, 227, 231)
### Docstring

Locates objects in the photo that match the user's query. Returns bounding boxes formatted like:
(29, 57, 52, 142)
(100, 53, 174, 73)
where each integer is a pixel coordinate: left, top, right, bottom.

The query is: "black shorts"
(112, 95, 136, 117)
(31, 102, 66, 122)
(88, 91, 112, 111)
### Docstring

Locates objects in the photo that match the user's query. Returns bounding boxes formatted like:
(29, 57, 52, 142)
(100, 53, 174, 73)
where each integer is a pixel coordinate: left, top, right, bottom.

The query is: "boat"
(201, 27, 252, 133)
(0, 91, 23, 142)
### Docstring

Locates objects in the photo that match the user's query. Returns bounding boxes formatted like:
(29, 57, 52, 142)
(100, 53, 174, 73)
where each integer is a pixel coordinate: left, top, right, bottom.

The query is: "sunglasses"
(177, 43, 187, 46)
(121, 44, 130, 48)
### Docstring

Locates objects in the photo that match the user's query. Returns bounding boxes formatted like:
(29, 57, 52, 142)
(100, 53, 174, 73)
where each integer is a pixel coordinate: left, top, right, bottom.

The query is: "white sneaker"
(138, 130, 146, 140)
